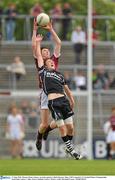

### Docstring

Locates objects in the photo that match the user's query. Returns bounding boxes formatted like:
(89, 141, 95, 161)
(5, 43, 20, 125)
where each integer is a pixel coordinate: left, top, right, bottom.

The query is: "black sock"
(45, 125, 52, 133)
(67, 135, 73, 141)
(107, 143, 111, 159)
(37, 131, 42, 140)
(62, 135, 69, 142)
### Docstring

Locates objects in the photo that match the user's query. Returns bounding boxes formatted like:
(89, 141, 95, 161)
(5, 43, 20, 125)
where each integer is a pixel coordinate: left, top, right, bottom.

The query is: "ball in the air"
(37, 13, 50, 26)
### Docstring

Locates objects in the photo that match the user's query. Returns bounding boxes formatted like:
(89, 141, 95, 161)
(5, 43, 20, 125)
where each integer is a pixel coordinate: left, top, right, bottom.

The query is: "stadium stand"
(0, 42, 115, 91)
(0, 42, 115, 65)
(0, 21, 115, 159)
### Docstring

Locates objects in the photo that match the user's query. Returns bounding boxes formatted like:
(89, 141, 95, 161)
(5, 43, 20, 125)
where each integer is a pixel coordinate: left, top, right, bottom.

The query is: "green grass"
(0, 159, 115, 175)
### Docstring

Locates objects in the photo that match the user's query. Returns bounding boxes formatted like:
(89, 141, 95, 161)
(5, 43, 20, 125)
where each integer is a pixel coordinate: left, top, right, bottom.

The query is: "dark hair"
(9, 105, 17, 113)
(41, 47, 49, 51)
(44, 58, 52, 66)
(112, 107, 115, 111)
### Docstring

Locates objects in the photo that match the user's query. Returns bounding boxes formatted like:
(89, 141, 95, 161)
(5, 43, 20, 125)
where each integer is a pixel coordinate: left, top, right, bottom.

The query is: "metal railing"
(0, 90, 115, 158)
(0, 15, 115, 41)
(0, 64, 115, 91)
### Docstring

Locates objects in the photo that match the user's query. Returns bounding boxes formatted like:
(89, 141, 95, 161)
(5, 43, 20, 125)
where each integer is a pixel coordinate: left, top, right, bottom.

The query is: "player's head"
(8, 3, 16, 10)
(44, 58, 55, 70)
(64, 2, 70, 8)
(14, 56, 21, 63)
(41, 47, 51, 61)
(112, 107, 115, 115)
(76, 26, 82, 32)
(11, 106, 18, 115)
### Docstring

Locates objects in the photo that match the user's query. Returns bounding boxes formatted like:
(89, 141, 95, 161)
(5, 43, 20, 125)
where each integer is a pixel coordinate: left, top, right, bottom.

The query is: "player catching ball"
(32, 18, 76, 151)
(35, 34, 82, 160)
(32, 18, 61, 150)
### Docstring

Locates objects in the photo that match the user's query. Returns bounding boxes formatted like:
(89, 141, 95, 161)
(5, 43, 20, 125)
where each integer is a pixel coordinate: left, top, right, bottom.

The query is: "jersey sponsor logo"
(46, 72, 63, 81)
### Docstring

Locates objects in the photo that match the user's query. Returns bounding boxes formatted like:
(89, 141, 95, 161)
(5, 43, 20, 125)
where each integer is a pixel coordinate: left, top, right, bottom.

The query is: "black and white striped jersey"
(38, 66, 66, 95)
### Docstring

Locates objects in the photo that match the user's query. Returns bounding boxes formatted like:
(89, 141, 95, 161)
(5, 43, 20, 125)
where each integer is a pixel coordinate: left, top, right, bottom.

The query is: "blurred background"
(0, 0, 115, 160)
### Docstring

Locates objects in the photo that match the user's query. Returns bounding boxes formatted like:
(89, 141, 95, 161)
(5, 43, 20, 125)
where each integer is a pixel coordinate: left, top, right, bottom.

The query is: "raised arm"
(36, 35, 44, 68)
(64, 85, 75, 110)
(43, 22, 61, 57)
(32, 18, 38, 57)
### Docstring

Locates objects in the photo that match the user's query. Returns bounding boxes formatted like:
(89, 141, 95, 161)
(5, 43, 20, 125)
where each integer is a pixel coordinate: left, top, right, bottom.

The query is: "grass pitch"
(0, 159, 115, 175)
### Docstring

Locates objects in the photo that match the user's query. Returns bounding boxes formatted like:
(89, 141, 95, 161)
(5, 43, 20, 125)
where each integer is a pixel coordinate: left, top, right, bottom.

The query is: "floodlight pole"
(87, 0, 93, 159)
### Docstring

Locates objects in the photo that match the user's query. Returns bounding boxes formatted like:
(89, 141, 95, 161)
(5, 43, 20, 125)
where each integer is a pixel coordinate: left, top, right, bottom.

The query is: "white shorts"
(109, 131, 115, 142)
(40, 90, 48, 110)
(106, 131, 113, 143)
(9, 130, 21, 140)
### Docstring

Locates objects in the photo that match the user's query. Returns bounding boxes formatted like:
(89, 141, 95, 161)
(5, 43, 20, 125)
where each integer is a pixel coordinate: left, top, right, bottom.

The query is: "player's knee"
(67, 124, 74, 134)
(50, 120, 57, 129)
(40, 123, 48, 130)
(59, 125, 66, 135)
(65, 117, 74, 134)
(56, 120, 66, 134)
(56, 119, 64, 128)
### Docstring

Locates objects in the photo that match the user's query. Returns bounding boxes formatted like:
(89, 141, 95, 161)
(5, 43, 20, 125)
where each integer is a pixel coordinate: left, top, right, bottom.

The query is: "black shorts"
(48, 96, 74, 121)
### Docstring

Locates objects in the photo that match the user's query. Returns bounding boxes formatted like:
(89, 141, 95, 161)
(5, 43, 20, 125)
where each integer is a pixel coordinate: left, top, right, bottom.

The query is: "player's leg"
(15, 139, 21, 158)
(110, 142, 115, 159)
(110, 132, 115, 159)
(36, 91, 49, 150)
(48, 98, 81, 160)
(106, 143, 111, 159)
(12, 140, 18, 158)
(48, 98, 73, 148)
(55, 119, 74, 152)
(64, 117, 75, 152)
(39, 109, 49, 133)
(56, 119, 81, 160)
(65, 116, 74, 141)
(43, 101, 74, 140)
(43, 97, 73, 141)
(42, 117, 74, 142)
(10, 140, 15, 158)
(19, 138, 23, 158)
(64, 116, 81, 158)
(61, 97, 74, 141)
(43, 120, 57, 140)
(36, 109, 49, 150)
(60, 97, 82, 159)
(9, 131, 17, 158)
(110, 142, 114, 159)
(36, 91, 58, 149)
(113, 142, 115, 159)
(15, 132, 23, 158)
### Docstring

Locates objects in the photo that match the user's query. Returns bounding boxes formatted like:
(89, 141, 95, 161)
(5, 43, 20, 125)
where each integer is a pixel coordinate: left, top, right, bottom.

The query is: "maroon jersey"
(34, 57, 42, 88)
(34, 54, 59, 88)
(110, 115, 115, 131)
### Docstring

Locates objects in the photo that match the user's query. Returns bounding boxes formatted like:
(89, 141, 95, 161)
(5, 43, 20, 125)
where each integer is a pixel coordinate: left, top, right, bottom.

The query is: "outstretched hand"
(41, 21, 53, 31)
(36, 34, 43, 42)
